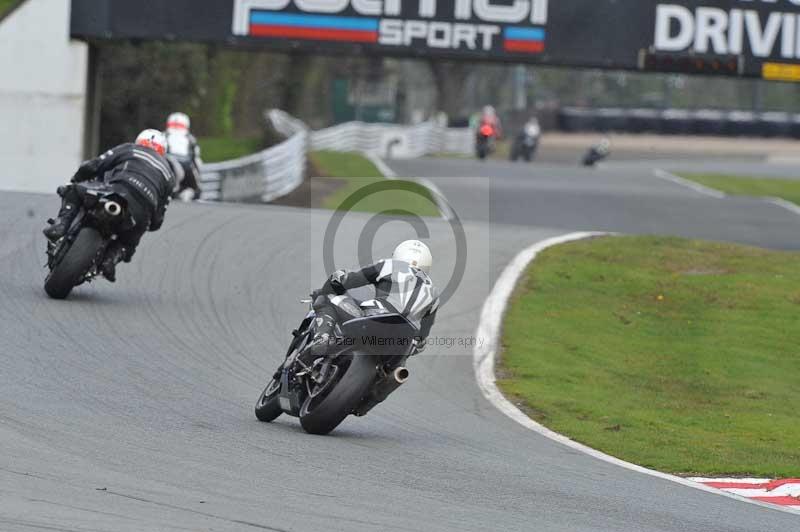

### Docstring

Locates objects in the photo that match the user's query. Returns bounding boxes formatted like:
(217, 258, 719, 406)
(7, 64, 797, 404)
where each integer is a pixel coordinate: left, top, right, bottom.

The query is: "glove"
(71, 165, 94, 183)
(310, 290, 329, 311)
(311, 289, 325, 300)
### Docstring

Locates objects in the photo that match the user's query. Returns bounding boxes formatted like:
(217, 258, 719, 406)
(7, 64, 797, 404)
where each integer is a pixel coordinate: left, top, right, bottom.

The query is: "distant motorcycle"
(475, 123, 497, 160)
(582, 138, 611, 167)
(167, 154, 201, 202)
(44, 183, 135, 299)
(255, 297, 417, 435)
(510, 120, 541, 162)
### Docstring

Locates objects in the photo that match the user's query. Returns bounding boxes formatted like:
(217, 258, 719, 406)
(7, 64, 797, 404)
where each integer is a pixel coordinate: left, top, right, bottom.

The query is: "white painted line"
(653, 169, 728, 199)
(767, 154, 800, 166)
(473, 232, 800, 517)
(356, 153, 454, 220)
(414, 177, 455, 221)
(365, 153, 397, 178)
(654, 170, 800, 219)
(766, 197, 800, 217)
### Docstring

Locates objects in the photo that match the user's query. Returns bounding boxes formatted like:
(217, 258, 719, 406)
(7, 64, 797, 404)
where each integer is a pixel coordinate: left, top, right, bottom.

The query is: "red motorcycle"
(476, 123, 496, 160)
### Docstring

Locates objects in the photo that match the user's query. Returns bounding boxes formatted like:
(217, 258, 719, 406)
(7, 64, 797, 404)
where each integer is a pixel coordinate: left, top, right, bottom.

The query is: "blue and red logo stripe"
(504, 27, 545, 53)
(249, 12, 378, 43)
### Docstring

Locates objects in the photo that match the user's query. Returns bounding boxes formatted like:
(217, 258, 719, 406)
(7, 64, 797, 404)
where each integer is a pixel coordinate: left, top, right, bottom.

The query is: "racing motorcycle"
(255, 297, 417, 435)
(43, 183, 135, 299)
(475, 123, 497, 160)
(582, 138, 611, 167)
(510, 120, 541, 162)
(167, 154, 201, 202)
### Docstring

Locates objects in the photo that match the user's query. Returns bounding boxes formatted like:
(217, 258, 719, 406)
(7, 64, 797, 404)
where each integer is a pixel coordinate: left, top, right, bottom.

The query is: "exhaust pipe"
(355, 366, 410, 417)
(104, 201, 122, 216)
(393, 367, 409, 384)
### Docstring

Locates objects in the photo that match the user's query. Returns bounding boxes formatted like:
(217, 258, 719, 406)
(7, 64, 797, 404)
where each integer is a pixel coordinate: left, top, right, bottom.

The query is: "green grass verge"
(679, 173, 800, 206)
(311, 150, 384, 179)
(310, 151, 439, 217)
(499, 235, 800, 477)
(0, 0, 19, 18)
(198, 136, 264, 163)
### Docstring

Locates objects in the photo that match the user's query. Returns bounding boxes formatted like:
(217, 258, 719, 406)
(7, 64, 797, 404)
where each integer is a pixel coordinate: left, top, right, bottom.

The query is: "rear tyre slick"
(44, 228, 104, 300)
(299, 354, 376, 435)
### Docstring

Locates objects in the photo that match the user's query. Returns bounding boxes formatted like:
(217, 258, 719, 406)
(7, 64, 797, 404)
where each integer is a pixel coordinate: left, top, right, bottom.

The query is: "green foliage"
(0, 0, 18, 17)
(219, 78, 237, 137)
(500, 236, 800, 476)
(96, 43, 340, 150)
(680, 173, 800, 207)
(98, 42, 212, 147)
(198, 137, 264, 163)
(311, 150, 383, 179)
(310, 151, 439, 217)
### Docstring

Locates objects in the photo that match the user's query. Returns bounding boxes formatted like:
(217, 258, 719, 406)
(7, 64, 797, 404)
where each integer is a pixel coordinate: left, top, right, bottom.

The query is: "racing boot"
(43, 202, 79, 241)
(100, 243, 128, 283)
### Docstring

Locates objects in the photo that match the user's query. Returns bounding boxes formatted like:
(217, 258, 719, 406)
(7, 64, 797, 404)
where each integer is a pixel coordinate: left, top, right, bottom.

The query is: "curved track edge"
(472, 231, 800, 517)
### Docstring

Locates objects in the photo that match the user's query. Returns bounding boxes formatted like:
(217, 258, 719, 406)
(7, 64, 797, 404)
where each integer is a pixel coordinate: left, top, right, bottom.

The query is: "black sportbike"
(44, 183, 135, 299)
(255, 298, 416, 435)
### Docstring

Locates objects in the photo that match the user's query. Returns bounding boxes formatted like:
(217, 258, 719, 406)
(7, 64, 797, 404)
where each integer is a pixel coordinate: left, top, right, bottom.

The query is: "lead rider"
(304, 240, 439, 360)
(43, 130, 175, 282)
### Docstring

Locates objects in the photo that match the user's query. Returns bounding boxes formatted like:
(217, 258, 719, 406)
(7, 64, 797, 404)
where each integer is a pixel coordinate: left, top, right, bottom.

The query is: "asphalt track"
(388, 157, 800, 250)
(1, 156, 798, 532)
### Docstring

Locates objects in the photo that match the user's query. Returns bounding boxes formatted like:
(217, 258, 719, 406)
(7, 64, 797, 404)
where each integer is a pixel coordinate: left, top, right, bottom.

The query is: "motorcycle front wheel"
(254, 373, 283, 422)
(299, 353, 377, 435)
(44, 227, 104, 300)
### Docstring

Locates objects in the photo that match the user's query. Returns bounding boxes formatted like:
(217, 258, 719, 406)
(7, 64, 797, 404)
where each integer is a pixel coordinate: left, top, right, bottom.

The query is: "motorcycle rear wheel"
(299, 354, 376, 435)
(44, 228, 104, 300)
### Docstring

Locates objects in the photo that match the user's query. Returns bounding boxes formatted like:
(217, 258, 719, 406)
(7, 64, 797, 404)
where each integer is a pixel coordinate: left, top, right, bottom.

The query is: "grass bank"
(198, 136, 264, 163)
(0, 0, 18, 18)
(499, 235, 800, 477)
(679, 173, 800, 206)
(310, 151, 439, 217)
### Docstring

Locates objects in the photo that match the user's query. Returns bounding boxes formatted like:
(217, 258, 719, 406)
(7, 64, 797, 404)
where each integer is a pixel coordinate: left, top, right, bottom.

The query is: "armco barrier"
(310, 120, 473, 158)
(200, 110, 307, 202)
(200, 111, 473, 202)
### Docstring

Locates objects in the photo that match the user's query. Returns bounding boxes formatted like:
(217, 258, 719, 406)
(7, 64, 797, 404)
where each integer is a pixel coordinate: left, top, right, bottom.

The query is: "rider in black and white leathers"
(43, 130, 175, 281)
(306, 240, 438, 359)
(165, 112, 202, 201)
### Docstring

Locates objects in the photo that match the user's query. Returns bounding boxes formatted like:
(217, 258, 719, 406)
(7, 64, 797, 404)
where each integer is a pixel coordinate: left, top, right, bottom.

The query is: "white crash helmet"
(135, 129, 167, 156)
(392, 240, 432, 274)
(166, 112, 191, 132)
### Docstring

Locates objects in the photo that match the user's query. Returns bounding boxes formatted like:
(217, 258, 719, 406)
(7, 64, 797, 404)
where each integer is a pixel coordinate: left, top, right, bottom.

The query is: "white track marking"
(413, 178, 455, 221)
(653, 169, 727, 198)
(766, 197, 800, 217)
(366, 153, 397, 178)
(473, 232, 800, 517)
(653, 170, 800, 219)
(364, 153, 454, 221)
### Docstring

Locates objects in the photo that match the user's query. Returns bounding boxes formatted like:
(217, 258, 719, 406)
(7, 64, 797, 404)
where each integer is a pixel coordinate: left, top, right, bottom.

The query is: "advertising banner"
(70, 0, 800, 80)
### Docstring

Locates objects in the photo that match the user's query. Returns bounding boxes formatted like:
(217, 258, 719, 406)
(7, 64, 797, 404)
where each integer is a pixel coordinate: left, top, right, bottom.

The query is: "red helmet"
(135, 129, 167, 156)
